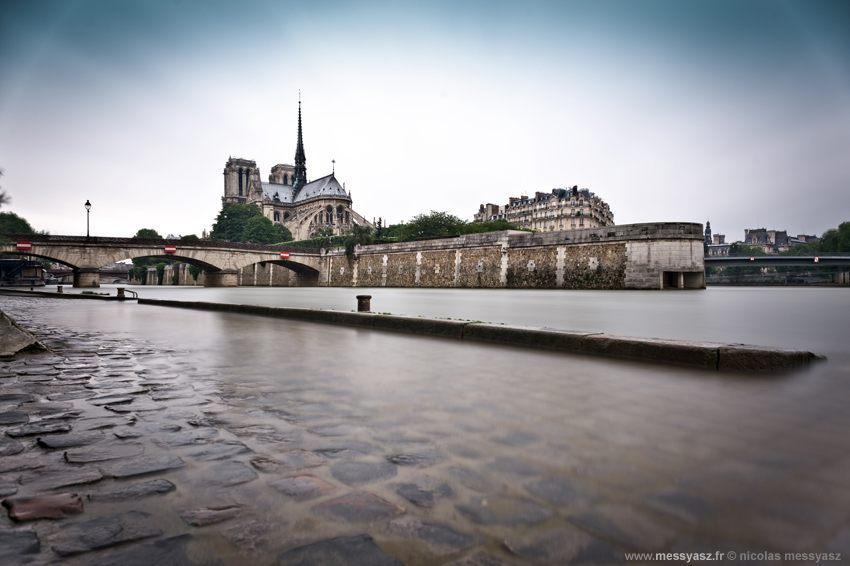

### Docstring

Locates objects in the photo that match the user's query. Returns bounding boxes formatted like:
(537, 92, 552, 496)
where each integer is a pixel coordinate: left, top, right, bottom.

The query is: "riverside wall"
(324, 223, 706, 290)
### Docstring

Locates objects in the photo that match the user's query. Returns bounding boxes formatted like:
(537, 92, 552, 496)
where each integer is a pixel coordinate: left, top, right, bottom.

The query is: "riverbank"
(2, 295, 850, 564)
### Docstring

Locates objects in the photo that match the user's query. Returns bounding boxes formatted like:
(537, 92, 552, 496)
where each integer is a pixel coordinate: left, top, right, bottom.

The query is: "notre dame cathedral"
(222, 102, 373, 241)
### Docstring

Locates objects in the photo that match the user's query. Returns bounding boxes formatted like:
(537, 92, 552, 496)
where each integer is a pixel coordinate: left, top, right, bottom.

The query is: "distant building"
(743, 229, 817, 254)
(222, 101, 373, 241)
(707, 227, 818, 256)
(707, 234, 730, 256)
(477, 186, 613, 232)
(744, 228, 791, 254)
(704, 221, 712, 247)
(474, 203, 506, 223)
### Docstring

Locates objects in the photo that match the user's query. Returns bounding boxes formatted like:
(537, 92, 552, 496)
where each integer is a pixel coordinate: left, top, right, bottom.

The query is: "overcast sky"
(1, 0, 848, 241)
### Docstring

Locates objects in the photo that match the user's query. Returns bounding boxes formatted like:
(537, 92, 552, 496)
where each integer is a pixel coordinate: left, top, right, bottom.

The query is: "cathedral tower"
(292, 100, 307, 193)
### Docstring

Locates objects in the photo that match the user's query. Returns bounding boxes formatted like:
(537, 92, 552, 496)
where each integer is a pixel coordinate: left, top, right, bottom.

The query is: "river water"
(1, 286, 849, 565)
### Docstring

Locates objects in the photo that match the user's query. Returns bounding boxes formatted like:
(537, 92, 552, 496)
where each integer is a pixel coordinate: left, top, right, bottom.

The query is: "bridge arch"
(231, 259, 321, 287)
(0, 235, 324, 288)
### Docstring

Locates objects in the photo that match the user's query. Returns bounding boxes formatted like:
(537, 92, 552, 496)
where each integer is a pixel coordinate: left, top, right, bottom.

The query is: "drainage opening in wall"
(663, 271, 704, 289)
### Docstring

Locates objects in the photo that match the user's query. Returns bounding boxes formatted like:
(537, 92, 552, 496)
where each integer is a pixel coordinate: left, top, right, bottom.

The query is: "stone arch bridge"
(0, 235, 322, 287)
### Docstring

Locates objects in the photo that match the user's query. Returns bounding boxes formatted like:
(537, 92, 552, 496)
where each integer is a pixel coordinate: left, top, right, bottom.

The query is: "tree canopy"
(399, 211, 526, 241)
(344, 223, 374, 256)
(210, 203, 293, 244)
(403, 211, 469, 240)
(133, 228, 162, 239)
(728, 243, 767, 257)
(0, 211, 36, 235)
(815, 221, 850, 253)
(0, 169, 9, 209)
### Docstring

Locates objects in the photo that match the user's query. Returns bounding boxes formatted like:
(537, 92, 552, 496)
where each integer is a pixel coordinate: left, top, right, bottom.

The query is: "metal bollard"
(356, 295, 372, 312)
(57, 286, 63, 293)
(117, 288, 125, 299)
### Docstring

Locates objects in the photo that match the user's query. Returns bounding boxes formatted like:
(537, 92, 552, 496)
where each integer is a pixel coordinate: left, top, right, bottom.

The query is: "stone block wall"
(237, 262, 298, 287)
(420, 250, 460, 287)
(319, 223, 704, 290)
(456, 247, 502, 288)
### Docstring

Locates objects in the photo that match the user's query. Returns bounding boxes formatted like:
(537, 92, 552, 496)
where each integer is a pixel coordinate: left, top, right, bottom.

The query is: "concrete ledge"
(135, 299, 824, 373)
(718, 344, 824, 372)
(0, 311, 49, 357)
(0, 289, 126, 301)
(372, 316, 467, 338)
(464, 323, 596, 352)
(582, 334, 721, 369)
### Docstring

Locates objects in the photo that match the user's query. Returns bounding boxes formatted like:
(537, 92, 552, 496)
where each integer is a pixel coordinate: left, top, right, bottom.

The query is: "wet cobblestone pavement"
(1, 295, 850, 565)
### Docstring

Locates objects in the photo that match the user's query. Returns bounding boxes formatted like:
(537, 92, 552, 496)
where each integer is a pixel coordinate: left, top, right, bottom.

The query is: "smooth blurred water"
(81, 285, 850, 362)
(6, 286, 849, 563)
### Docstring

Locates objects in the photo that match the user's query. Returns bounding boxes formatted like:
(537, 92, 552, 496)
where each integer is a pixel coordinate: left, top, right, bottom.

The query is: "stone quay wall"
(323, 222, 705, 290)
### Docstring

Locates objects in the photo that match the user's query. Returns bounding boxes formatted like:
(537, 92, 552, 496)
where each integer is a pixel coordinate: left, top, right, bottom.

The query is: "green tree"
(344, 223, 374, 257)
(462, 218, 525, 234)
(128, 265, 148, 284)
(382, 223, 405, 240)
(243, 216, 279, 245)
(403, 211, 468, 240)
(728, 243, 766, 257)
(0, 211, 36, 234)
(818, 221, 850, 253)
(155, 262, 167, 285)
(0, 169, 9, 209)
(133, 228, 162, 239)
(273, 223, 293, 243)
(180, 234, 200, 241)
(210, 202, 264, 242)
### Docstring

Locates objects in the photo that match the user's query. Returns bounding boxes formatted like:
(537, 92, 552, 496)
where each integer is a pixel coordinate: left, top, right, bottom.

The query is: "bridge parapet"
(1, 234, 321, 255)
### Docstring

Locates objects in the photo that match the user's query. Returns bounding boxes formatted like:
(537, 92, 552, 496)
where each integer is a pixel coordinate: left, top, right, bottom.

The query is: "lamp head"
(85, 200, 91, 211)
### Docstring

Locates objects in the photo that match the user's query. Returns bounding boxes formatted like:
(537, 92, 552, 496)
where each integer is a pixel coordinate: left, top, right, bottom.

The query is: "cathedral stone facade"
(222, 103, 373, 241)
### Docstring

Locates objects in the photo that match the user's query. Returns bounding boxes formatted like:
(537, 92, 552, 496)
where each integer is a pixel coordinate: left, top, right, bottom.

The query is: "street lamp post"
(85, 200, 91, 238)
(223, 213, 228, 242)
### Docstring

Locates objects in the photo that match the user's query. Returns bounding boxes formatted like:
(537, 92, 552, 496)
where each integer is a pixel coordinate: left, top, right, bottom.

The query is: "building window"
(273, 211, 280, 221)
(571, 209, 575, 216)
(283, 212, 290, 220)
(579, 218, 584, 226)
(571, 219, 576, 226)
(284, 174, 289, 185)
(238, 168, 243, 196)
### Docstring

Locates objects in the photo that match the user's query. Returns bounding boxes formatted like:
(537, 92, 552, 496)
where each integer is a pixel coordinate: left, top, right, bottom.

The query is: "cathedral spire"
(293, 96, 307, 192)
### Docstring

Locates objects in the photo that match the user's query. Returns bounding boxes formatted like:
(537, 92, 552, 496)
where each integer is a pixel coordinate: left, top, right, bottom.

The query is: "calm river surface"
(2, 286, 849, 565)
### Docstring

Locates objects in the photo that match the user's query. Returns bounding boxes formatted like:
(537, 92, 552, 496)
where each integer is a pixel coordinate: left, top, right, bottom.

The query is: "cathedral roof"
(294, 174, 347, 202)
(260, 174, 348, 204)
(261, 182, 293, 203)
